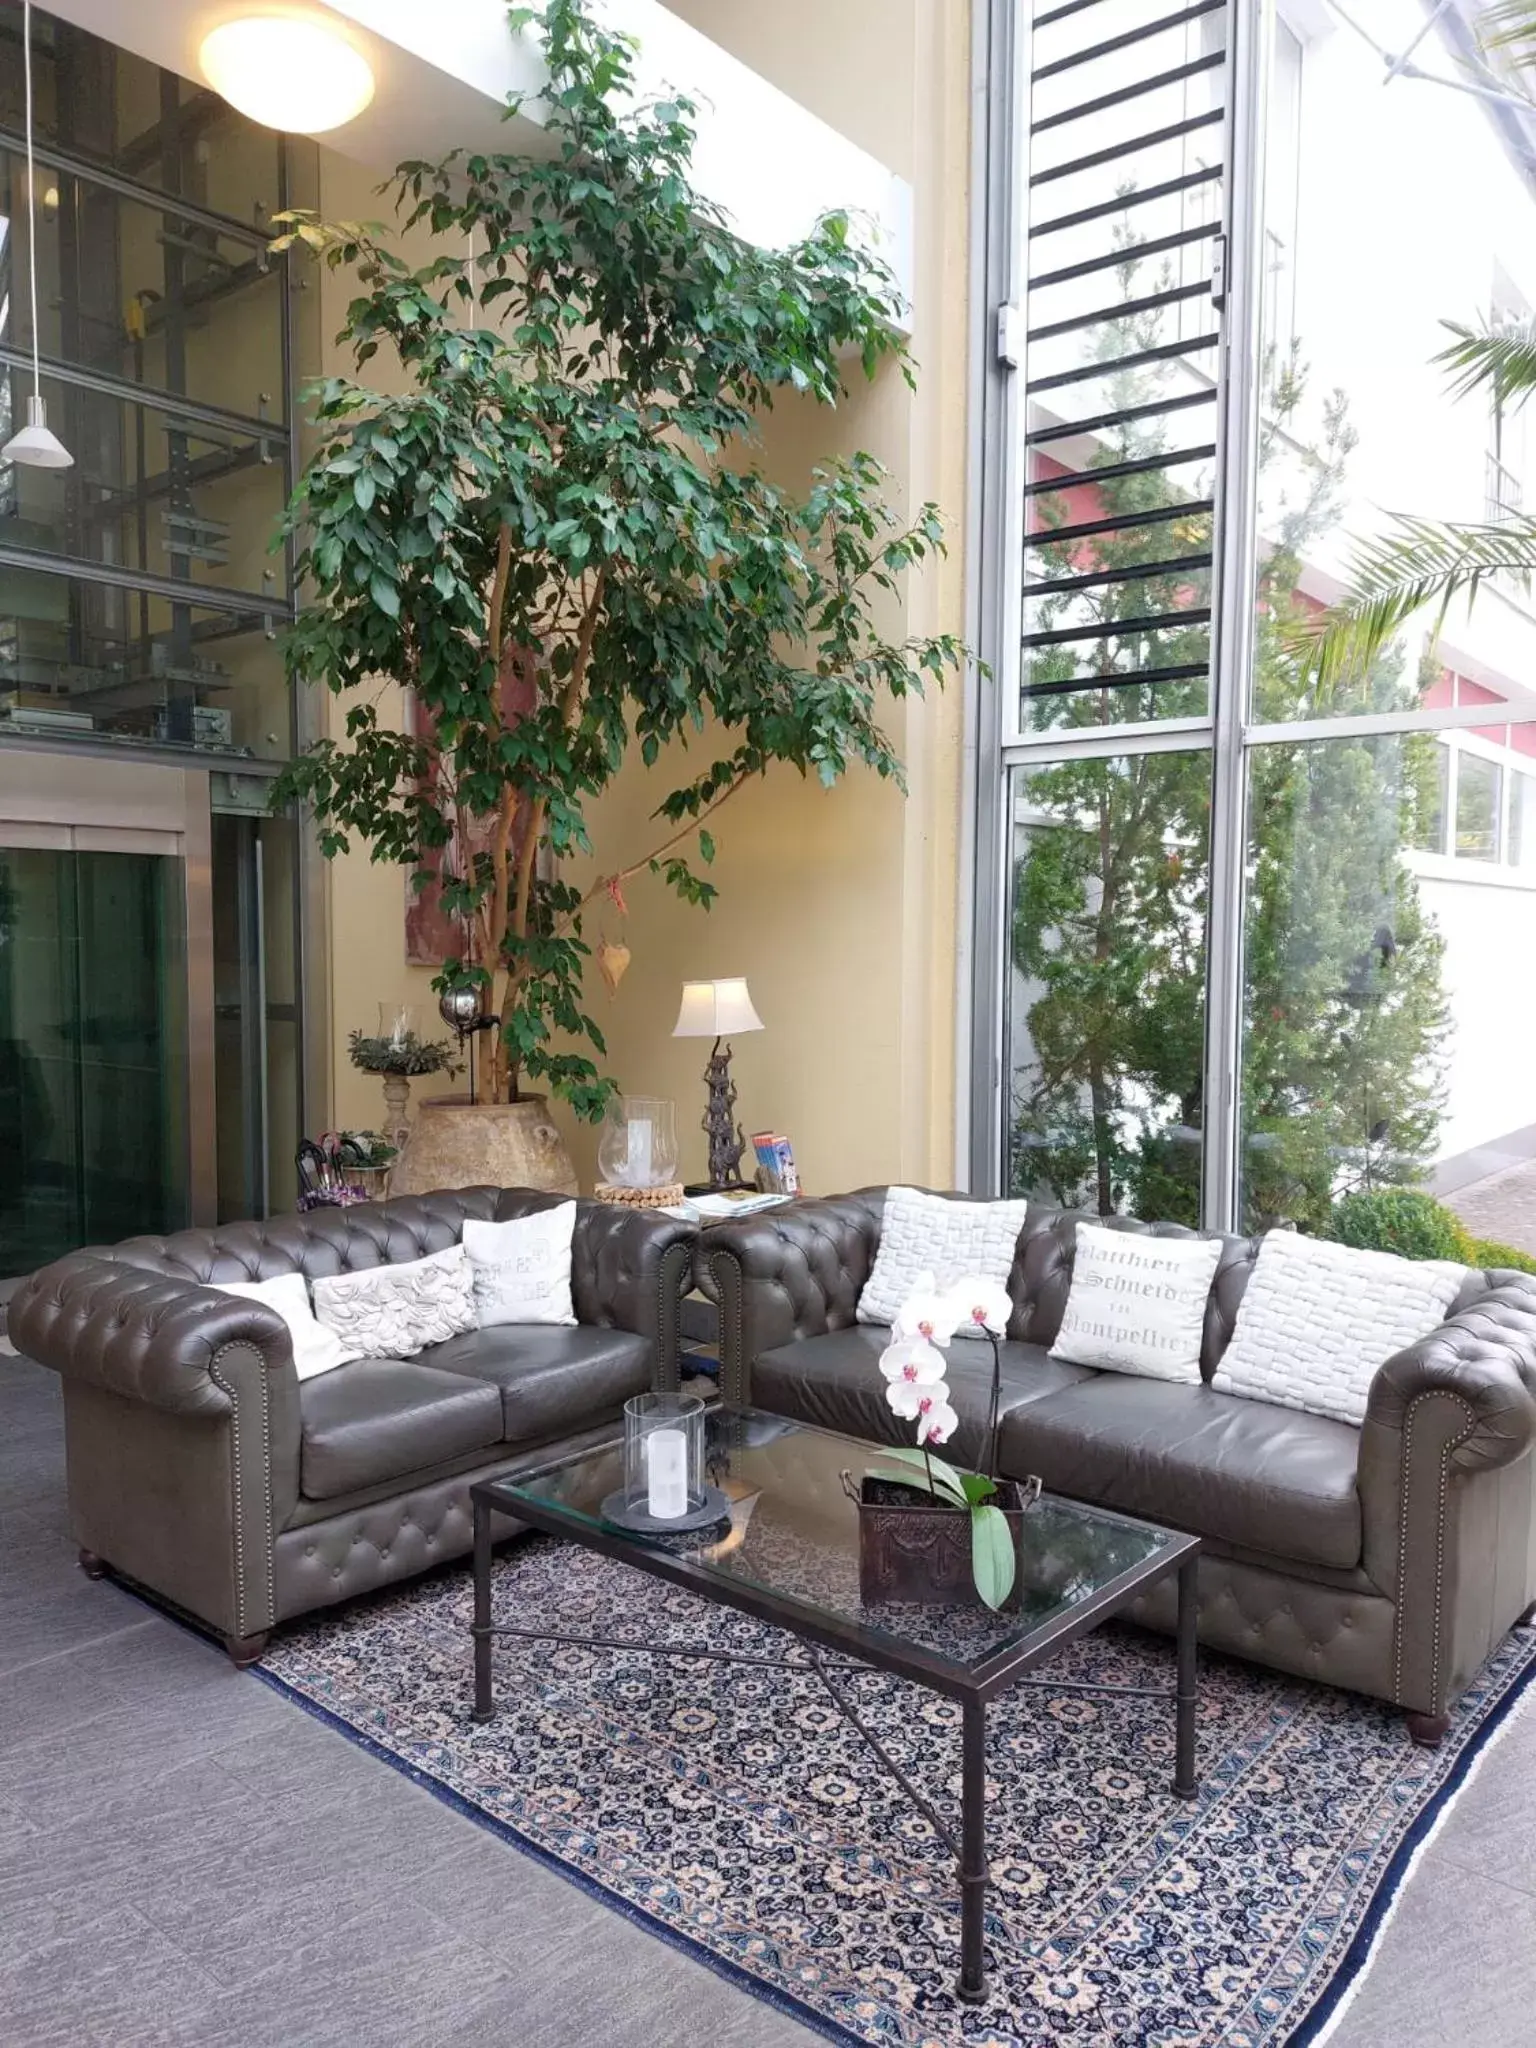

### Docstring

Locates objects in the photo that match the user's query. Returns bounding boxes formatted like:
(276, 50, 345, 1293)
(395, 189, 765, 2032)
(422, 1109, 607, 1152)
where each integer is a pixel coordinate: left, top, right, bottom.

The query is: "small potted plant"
(348, 1010, 456, 1151)
(335, 1129, 398, 1200)
(844, 1275, 1041, 1611)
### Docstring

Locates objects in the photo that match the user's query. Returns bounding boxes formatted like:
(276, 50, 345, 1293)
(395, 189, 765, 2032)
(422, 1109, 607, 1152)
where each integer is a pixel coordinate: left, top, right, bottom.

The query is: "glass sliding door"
(212, 804, 302, 1223)
(1241, 723, 1536, 1246)
(1006, 750, 1210, 1219)
(0, 842, 188, 1273)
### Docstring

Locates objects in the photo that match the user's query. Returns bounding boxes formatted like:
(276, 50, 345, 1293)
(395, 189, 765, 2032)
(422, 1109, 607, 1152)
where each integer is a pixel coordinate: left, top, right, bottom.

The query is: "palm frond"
(1435, 318, 1536, 404)
(1478, 0, 1536, 67)
(1288, 513, 1536, 691)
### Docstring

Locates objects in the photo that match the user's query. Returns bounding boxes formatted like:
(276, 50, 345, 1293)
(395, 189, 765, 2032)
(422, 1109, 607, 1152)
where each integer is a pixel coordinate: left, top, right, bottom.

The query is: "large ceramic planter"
(387, 1094, 579, 1198)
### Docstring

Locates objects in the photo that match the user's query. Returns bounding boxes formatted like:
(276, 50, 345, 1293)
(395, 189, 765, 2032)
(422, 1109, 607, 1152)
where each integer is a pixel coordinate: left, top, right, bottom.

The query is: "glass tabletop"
(483, 1406, 1183, 1679)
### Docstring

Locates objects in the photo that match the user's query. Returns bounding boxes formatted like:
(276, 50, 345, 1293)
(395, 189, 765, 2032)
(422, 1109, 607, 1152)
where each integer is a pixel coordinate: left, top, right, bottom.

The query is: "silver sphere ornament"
(439, 986, 483, 1031)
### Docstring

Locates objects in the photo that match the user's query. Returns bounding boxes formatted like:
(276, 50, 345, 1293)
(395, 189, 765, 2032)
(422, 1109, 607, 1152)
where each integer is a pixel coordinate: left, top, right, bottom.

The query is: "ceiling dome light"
(199, 15, 375, 134)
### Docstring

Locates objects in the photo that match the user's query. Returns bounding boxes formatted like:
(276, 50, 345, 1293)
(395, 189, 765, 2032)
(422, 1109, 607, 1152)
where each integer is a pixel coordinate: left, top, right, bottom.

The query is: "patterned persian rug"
(259, 1538, 1536, 2048)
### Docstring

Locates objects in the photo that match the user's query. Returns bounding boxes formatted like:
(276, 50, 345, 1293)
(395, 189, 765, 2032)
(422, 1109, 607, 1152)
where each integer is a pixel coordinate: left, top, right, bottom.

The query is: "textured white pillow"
(215, 1272, 357, 1380)
(1049, 1223, 1222, 1382)
(312, 1244, 477, 1359)
(1212, 1231, 1465, 1426)
(857, 1187, 1029, 1338)
(462, 1205, 577, 1327)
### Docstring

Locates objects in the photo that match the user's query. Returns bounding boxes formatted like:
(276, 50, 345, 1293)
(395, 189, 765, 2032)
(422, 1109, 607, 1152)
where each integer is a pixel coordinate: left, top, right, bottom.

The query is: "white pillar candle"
(627, 1118, 653, 1187)
(646, 1427, 688, 1520)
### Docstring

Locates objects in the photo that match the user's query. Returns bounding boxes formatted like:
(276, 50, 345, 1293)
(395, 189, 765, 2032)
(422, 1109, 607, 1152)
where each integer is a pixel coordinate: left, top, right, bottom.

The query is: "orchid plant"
(869, 1272, 1019, 1609)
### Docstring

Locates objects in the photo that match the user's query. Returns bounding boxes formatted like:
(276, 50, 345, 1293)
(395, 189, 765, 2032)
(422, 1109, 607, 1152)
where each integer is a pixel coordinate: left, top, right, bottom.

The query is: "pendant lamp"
(3, 0, 71, 470)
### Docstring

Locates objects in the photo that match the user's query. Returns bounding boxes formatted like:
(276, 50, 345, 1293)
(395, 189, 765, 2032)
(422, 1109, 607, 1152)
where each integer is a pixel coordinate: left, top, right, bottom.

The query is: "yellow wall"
(302, 154, 452, 1136)
(310, 0, 973, 1190)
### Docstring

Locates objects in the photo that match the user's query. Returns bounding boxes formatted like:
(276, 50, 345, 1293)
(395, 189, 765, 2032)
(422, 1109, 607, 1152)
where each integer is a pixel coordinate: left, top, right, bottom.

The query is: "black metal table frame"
(469, 1475, 1201, 2003)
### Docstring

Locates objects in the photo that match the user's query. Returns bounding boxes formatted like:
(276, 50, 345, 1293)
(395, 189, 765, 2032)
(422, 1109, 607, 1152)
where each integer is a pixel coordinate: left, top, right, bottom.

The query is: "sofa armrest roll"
(703, 1193, 886, 1405)
(568, 1203, 698, 1359)
(1363, 1280, 1536, 1475)
(1358, 1278, 1536, 1715)
(7, 1254, 296, 1416)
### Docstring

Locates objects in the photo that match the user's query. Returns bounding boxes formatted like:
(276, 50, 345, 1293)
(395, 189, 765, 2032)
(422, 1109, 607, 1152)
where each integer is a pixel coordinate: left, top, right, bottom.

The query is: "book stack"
(751, 1131, 799, 1195)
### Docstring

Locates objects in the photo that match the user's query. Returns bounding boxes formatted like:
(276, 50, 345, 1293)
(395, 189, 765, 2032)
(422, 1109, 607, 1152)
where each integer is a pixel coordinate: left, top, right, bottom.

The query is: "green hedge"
(1464, 1236, 1536, 1276)
(1326, 1191, 1473, 1263)
(1325, 1192, 1536, 1275)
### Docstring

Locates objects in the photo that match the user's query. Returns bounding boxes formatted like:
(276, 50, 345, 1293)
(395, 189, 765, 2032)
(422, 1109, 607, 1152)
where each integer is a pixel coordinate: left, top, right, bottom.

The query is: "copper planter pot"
(849, 1473, 1038, 1610)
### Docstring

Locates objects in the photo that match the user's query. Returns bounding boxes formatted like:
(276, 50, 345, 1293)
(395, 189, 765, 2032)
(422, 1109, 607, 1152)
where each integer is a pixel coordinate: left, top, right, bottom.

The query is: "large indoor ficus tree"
(270, 0, 964, 1117)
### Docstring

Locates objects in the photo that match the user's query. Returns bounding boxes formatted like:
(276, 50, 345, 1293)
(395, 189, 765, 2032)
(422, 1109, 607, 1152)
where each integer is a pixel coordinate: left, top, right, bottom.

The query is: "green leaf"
(970, 1504, 1016, 1612)
(698, 828, 715, 864)
(368, 571, 400, 618)
(959, 1471, 998, 1506)
(867, 1449, 968, 1507)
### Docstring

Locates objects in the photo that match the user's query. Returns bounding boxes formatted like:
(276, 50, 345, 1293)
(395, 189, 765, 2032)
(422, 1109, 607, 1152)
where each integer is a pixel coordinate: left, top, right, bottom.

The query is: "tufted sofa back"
(827, 1189, 1500, 1382)
(59, 1186, 683, 1334)
(73, 1188, 506, 1290)
(1005, 1207, 1262, 1379)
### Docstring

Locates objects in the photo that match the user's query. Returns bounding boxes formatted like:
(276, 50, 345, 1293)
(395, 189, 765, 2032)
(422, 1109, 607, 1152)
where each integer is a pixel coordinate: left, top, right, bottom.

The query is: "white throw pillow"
(857, 1187, 1029, 1338)
(312, 1244, 477, 1359)
(1049, 1223, 1223, 1382)
(215, 1272, 357, 1380)
(1212, 1230, 1466, 1426)
(462, 1205, 577, 1327)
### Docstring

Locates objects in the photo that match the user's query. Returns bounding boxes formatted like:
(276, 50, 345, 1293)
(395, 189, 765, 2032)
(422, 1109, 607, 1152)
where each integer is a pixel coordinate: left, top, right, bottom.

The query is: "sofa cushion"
(419, 1325, 653, 1446)
(299, 1360, 504, 1501)
(996, 1376, 1362, 1571)
(752, 1324, 1096, 1468)
(1211, 1229, 1465, 1425)
(857, 1187, 1030, 1334)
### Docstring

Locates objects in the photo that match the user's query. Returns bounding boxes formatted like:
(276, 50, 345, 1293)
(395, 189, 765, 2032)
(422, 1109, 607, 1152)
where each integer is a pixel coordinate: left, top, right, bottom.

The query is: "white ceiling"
(40, 1, 913, 312)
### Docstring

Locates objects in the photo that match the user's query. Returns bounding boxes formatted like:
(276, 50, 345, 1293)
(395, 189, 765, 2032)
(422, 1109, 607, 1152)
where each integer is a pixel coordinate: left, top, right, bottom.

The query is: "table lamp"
(672, 977, 764, 1190)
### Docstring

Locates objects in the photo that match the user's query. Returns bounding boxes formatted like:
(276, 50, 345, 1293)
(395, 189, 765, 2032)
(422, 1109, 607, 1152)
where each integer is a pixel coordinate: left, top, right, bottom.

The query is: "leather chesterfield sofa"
(702, 1190, 1536, 1741)
(8, 1187, 697, 1666)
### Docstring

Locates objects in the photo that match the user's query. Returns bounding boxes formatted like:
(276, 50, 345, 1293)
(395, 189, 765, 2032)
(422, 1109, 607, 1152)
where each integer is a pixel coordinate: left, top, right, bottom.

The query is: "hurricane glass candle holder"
(623, 1391, 705, 1523)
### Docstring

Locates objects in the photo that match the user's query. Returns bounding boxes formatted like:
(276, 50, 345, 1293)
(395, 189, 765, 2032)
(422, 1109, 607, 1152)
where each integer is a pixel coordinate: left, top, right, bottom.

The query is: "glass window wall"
(980, 0, 1536, 1260)
(0, 8, 293, 761)
(1007, 751, 1210, 1220)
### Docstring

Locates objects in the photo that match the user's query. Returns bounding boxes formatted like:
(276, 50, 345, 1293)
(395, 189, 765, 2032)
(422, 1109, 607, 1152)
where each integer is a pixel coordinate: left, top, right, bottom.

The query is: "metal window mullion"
(1200, 0, 1268, 1236)
(0, 124, 273, 249)
(0, 342, 290, 439)
(1003, 715, 1214, 761)
(965, 0, 1032, 1189)
(1243, 700, 1536, 744)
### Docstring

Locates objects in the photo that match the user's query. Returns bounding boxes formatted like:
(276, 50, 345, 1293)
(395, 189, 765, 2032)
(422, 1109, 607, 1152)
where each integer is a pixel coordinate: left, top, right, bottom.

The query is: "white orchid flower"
(878, 1335, 947, 1410)
(947, 1273, 1013, 1338)
(886, 1375, 949, 1422)
(891, 1274, 961, 1347)
(916, 1394, 961, 1446)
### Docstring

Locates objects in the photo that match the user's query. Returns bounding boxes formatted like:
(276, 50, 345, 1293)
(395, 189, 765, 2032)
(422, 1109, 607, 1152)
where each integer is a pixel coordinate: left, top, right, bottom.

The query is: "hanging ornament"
(439, 986, 483, 1032)
(596, 938, 631, 998)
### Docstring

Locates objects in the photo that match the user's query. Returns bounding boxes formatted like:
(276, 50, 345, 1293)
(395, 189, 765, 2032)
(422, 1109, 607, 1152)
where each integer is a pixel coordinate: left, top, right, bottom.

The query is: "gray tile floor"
(3, 1350, 1534, 2047)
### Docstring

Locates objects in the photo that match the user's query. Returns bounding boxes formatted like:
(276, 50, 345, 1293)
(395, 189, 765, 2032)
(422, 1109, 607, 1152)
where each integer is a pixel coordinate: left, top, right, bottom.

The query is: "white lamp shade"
(3, 394, 71, 468)
(200, 16, 376, 134)
(672, 977, 764, 1038)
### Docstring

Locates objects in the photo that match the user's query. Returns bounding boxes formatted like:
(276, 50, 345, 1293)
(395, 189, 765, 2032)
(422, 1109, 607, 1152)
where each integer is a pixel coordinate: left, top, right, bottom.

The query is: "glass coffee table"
(469, 1406, 1200, 2001)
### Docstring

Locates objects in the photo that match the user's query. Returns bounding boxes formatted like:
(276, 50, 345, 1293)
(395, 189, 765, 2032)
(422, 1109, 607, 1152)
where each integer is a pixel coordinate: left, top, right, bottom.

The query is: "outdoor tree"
(1010, 268, 1449, 1228)
(270, 0, 965, 1116)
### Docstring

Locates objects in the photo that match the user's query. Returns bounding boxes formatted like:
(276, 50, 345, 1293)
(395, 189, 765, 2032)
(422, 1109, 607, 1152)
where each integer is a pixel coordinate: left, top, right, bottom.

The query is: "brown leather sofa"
(703, 1191, 1536, 1741)
(8, 1187, 697, 1666)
